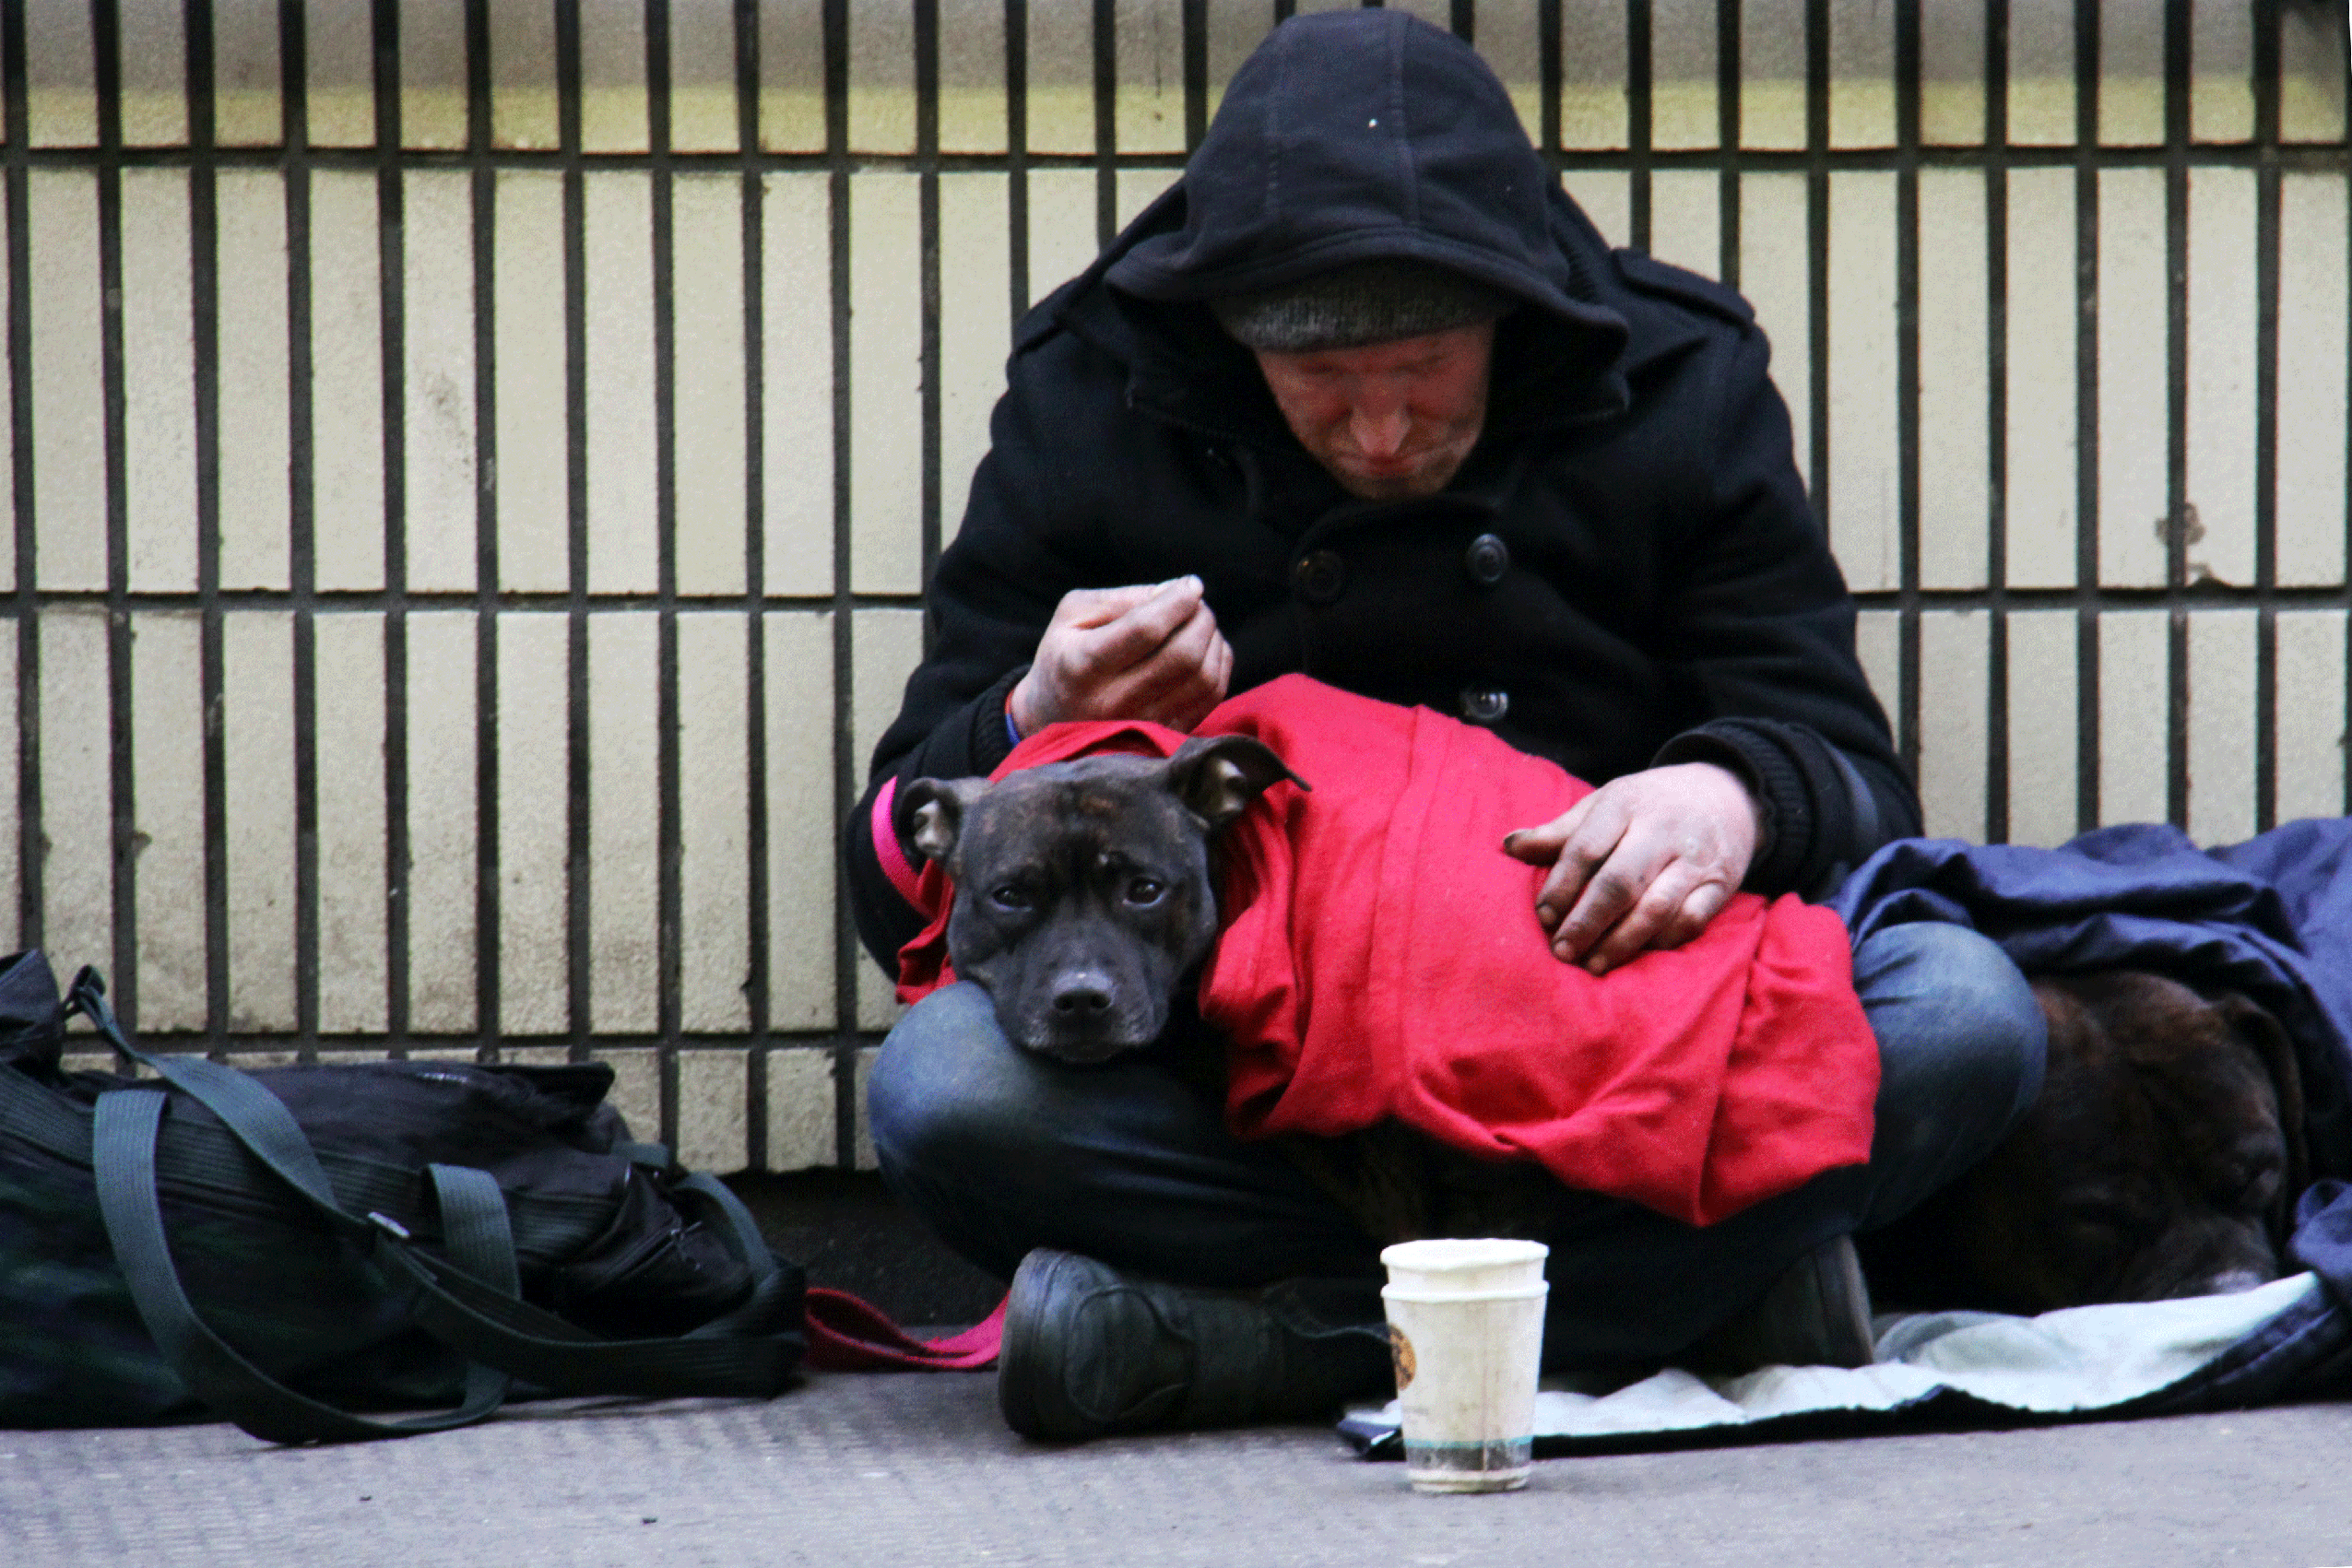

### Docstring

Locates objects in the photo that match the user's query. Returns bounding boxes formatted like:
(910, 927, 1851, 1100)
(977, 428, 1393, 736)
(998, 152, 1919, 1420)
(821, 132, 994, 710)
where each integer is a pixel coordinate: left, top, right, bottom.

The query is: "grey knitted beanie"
(1210, 257, 1514, 352)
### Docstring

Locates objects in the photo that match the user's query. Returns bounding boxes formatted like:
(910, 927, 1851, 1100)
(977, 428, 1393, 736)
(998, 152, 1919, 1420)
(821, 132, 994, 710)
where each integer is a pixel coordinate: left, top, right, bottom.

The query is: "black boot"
(996, 1249, 1393, 1440)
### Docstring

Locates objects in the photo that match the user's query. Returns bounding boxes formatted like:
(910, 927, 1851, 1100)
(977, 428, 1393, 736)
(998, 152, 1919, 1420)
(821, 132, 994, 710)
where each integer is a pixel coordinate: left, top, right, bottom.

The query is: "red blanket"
(892, 676, 1878, 1227)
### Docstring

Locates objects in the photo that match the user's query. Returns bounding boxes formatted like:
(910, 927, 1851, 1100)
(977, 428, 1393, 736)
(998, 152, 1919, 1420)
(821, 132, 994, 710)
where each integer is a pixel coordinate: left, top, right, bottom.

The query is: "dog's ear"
(1164, 735, 1308, 831)
(894, 776, 990, 865)
(2213, 990, 2311, 1216)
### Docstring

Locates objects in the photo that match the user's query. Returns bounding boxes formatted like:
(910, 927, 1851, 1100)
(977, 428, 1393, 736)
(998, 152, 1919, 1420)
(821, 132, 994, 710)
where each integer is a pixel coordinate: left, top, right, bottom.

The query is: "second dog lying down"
(1862, 970, 2307, 1314)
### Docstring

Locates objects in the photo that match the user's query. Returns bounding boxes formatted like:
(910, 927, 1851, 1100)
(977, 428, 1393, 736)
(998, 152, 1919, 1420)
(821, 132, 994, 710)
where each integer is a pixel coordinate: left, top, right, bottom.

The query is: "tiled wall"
(2, 1, 2346, 1173)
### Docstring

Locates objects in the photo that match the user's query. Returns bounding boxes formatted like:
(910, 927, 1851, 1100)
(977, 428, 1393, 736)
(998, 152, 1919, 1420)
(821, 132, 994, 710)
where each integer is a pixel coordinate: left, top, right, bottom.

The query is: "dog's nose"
(1050, 979, 1114, 1018)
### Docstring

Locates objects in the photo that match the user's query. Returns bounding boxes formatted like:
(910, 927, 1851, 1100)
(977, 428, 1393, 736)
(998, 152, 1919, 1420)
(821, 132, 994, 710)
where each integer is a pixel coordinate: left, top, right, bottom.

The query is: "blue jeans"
(868, 922, 2045, 1369)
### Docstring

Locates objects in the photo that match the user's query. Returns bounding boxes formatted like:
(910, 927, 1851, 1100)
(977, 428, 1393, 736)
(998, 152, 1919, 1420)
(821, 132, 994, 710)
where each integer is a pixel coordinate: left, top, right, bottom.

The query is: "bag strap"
(94, 1089, 514, 1444)
(72, 968, 802, 1423)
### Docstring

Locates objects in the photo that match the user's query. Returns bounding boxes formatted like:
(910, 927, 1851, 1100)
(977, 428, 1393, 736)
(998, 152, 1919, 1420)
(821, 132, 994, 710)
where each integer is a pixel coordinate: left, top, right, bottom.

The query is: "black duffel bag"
(0, 949, 805, 1441)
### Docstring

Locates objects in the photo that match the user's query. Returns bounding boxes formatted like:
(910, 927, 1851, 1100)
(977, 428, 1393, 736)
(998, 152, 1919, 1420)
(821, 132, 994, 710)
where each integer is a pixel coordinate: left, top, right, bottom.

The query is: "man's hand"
(1008, 577, 1235, 736)
(1502, 761, 1762, 976)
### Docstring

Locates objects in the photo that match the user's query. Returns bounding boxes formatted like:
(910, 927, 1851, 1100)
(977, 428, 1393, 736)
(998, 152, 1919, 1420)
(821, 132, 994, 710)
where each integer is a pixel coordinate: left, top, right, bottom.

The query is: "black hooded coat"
(848, 9, 1917, 969)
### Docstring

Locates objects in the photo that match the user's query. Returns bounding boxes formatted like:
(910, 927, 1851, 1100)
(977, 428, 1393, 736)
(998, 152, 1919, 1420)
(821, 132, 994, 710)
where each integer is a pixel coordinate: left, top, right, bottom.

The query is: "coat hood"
(1104, 8, 1627, 379)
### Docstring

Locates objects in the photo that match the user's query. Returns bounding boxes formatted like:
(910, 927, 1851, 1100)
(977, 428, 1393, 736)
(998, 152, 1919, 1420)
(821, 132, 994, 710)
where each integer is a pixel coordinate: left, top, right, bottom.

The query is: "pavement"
(7, 1369, 2352, 1567)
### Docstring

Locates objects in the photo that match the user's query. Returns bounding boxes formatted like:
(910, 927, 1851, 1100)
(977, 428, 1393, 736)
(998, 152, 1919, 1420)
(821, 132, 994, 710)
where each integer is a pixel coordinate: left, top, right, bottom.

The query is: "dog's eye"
(1124, 877, 1166, 907)
(987, 885, 1033, 912)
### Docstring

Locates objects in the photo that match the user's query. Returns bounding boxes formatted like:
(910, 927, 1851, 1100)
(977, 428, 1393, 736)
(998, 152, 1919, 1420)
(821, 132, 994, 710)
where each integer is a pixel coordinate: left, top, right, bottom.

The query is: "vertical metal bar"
(1985, 0, 2012, 843)
(94, 0, 136, 1018)
(1719, 0, 1742, 288)
(1093, 0, 1115, 247)
(2163, 0, 2190, 830)
(1182, 0, 1206, 151)
(466, 0, 500, 1059)
(283, 0, 321, 1060)
(2252, 0, 2283, 831)
(1006, 0, 1030, 316)
(1894, 0, 1925, 814)
(188, 0, 228, 1047)
(375, 0, 412, 1053)
(1, 0, 35, 962)
(649, 0, 683, 1134)
(825, 0, 858, 1168)
(2073, 0, 2100, 832)
(735, 0, 770, 1168)
(1627, 0, 1651, 253)
(556, 0, 593, 1072)
(917, 0, 941, 587)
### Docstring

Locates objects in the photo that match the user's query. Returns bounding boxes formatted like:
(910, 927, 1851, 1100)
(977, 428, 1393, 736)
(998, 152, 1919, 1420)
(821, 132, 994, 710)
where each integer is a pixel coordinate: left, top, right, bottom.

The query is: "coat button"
(1292, 549, 1346, 606)
(1465, 532, 1510, 586)
(1460, 686, 1510, 725)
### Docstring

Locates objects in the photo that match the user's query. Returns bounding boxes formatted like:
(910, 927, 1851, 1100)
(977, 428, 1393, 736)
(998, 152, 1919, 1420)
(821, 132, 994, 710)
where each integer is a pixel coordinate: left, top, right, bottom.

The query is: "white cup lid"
(1379, 1237, 1549, 1272)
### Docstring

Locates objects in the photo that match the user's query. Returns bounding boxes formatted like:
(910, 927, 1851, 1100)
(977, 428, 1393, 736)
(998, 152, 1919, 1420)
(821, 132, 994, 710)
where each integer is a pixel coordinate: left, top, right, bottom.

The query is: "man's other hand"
(1008, 577, 1234, 736)
(1501, 761, 1761, 976)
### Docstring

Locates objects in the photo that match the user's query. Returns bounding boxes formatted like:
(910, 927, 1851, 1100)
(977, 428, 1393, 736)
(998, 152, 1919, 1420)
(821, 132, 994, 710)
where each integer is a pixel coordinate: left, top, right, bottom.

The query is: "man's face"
(1251, 320, 1495, 501)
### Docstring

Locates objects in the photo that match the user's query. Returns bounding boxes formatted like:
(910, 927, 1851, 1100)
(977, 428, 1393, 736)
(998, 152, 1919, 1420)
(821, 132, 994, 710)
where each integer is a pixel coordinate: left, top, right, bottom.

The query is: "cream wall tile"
(1741, 0, 1806, 151)
(1650, 0, 1719, 151)
(2006, 0, 2074, 146)
(30, 171, 104, 593)
(1117, 168, 1178, 232)
(765, 611, 835, 1031)
(672, 175, 749, 597)
(496, 613, 570, 1034)
(1854, 611, 1897, 749)
(1117, 0, 1188, 156)
(2098, 609, 2169, 827)
(668, 0, 739, 153)
(132, 613, 207, 1032)
(1472, 0, 1545, 151)
(1646, 171, 1720, 278)
(678, 1050, 748, 1172)
(1028, 169, 1102, 303)
(580, 0, 648, 151)
(495, 171, 571, 593)
(2278, 174, 2347, 590)
(1739, 172, 1812, 491)
(1205, 0, 1274, 124)
(2189, 0, 2253, 145)
(758, 0, 826, 152)
(308, 0, 378, 147)
(216, 0, 286, 147)
(1027, 0, 1095, 154)
(2098, 168, 2169, 587)
(405, 611, 478, 1034)
(1561, 170, 1629, 249)
(2185, 609, 2255, 846)
(853, 610, 923, 1033)
(762, 173, 834, 597)
(2280, 4, 2348, 144)
(404, 170, 479, 593)
(2183, 168, 2256, 587)
(2275, 611, 2348, 823)
(1828, 0, 1894, 148)
(940, 0, 1008, 153)
(595, 1046, 662, 1143)
(2006, 610, 2080, 846)
(1918, 611, 1989, 843)
(585, 174, 656, 595)
(315, 614, 389, 1032)
(765, 1047, 836, 1171)
(1918, 169, 1989, 591)
(849, 0, 916, 153)
(223, 613, 297, 1032)
(490, 0, 560, 150)
(853, 1044, 879, 1169)
(588, 612, 658, 1033)
(940, 173, 1012, 550)
(121, 0, 190, 147)
(2004, 168, 2077, 589)
(1919, 0, 1984, 147)
(218, 172, 292, 590)
(0, 638, 18, 953)
(402, 0, 470, 149)
(2098, 0, 2165, 147)
(0, 226, 10, 589)
(679, 613, 751, 1034)
(38, 617, 111, 972)
(26, 0, 96, 147)
(1557, 0, 1628, 151)
(122, 170, 198, 595)
(310, 171, 387, 593)
(848, 172, 923, 596)
(1827, 171, 1897, 593)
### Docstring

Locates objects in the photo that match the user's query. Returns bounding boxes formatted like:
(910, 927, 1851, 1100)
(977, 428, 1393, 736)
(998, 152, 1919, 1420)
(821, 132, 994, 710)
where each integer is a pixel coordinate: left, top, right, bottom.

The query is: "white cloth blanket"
(1349, 1274, 2323, 1452)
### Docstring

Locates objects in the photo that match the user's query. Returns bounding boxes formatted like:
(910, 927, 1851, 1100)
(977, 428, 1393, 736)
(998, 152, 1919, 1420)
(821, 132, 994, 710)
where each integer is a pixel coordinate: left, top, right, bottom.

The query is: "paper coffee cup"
(1380, 1238, 1549, 1494)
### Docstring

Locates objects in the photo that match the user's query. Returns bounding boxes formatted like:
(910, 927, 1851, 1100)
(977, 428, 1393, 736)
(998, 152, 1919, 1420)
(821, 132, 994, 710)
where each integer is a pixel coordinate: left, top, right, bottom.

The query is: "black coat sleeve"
(1644, 319, 1921, 898)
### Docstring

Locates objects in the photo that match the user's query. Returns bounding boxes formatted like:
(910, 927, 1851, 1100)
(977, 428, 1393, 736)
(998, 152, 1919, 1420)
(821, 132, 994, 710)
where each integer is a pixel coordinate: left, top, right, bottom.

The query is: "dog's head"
(895, 734, 1303, 1064)
(1935, 972, 2307, 1314)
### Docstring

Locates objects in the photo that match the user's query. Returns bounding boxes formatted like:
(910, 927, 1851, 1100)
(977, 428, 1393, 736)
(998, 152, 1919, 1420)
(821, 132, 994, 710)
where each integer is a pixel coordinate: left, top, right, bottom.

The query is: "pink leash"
(802, 1288, 1007, 1372)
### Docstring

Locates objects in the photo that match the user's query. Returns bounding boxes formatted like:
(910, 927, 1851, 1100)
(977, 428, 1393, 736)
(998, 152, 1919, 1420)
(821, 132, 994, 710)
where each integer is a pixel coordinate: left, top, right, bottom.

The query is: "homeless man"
(845, 9, 2047, 1440)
